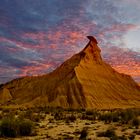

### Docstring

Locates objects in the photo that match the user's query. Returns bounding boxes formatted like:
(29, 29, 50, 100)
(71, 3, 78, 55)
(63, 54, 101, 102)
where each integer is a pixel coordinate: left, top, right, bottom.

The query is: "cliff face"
(0, 36, 140, 109)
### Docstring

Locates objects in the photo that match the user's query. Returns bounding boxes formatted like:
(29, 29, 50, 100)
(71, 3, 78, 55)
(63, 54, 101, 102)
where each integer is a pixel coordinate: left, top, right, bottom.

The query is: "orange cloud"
(103, 46, 140, 81)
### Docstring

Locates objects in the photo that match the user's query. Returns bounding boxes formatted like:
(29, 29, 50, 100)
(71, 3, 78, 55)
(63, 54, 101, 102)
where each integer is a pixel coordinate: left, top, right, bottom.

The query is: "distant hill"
(0, 36, 140, 109)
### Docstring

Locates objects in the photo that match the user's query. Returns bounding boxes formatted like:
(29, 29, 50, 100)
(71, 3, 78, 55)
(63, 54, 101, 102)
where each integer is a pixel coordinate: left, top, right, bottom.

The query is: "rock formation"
(0, 36, 140, 109)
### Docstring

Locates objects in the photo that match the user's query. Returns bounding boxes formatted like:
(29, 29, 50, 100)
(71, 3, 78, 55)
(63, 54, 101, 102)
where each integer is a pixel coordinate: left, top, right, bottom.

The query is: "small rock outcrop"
(0, 88, 12, 104)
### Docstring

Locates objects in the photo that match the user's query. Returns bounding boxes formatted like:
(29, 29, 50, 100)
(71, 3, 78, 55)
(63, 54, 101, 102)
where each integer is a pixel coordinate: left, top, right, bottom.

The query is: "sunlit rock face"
(0, 36, 140, 109)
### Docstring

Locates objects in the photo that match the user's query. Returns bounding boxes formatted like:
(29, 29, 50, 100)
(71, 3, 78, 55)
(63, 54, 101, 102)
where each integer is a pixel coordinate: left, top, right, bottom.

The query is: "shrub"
(81, 110, 98, 121)
(97, 128, 118, 139)
(81, 114, 96, 121)
(54, 112, 64, 120)
(104, 129, 116, 137)
(0, 113, 3, 120)
(129, 134, 135, 140)
(132, 118, 140, 129)
(111, 112, 120, 122)
(99, 112, 120, 123)
(18, 110, 45, 122)
(18, 119, 33, 136)
(119, 109, 134, 124)
(2, 108, 10, 113)
(0, 117, 34, 137)
(117, 135, 127, 140)
(0, 118, 18, 137)
(67, 114, 76, 122)
(86, 110, 95, 115)
(85, 110, 98, 120)
(23, 110, 33, 120)
(133, 130, 140, 135)
(31, 114, 40, 122)
(97, 131, 105, 137)
(99, 113, 113, 123)
(76, 108, 86, 113)
(79, 128, 88, 140)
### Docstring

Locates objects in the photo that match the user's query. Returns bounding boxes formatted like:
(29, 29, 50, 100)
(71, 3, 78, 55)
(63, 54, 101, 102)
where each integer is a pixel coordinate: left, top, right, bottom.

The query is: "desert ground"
(0, 107, 140, 140)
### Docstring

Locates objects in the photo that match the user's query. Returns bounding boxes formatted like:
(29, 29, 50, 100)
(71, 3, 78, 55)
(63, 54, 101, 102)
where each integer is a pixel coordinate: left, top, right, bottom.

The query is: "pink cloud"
(103, 47, 140, 80)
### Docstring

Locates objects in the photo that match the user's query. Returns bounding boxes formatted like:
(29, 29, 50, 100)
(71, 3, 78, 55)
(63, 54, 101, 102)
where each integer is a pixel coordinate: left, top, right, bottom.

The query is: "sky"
(0, 0, 140, 84)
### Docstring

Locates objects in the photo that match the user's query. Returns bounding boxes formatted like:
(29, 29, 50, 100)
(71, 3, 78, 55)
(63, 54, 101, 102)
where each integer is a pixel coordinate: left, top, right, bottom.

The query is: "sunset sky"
(0, 0, 140, 84)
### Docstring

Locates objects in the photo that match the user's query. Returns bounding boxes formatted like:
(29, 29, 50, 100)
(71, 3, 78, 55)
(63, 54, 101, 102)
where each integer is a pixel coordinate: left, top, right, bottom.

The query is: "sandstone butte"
(0, 36, 140, 109)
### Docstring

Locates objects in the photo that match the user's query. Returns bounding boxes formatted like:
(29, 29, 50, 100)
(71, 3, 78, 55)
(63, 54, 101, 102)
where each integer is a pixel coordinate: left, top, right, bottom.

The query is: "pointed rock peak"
(82, 36, 101, 52)
(81, 36, 102, 63)
(86, 36, 101, 52)
(87, 36, 98, 44)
